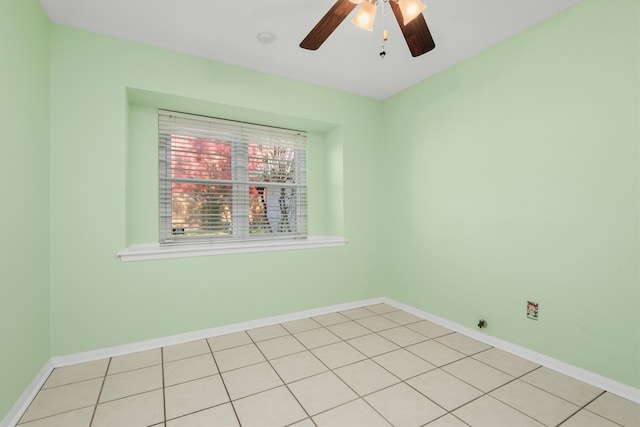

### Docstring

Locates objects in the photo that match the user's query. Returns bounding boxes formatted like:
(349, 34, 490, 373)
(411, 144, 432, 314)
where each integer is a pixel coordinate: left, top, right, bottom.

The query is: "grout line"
(427, 412, 472, 426)
(88, 358, 111, 426)
(15, 405, 96, 426)
(88, 387, 165, 406)
(205, 337, 242, 426)
(517, 366, 608, 409)
(425, 358, 565, 424)
(249, 327, 314, 423)
(554, 390, 612, 427)
(106, 362, 163, 377)
(469, 347, 542, 378)
(160, 347, 167, 425)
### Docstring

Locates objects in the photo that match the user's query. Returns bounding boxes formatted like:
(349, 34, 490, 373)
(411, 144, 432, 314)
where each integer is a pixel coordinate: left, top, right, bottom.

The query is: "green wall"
(48, 25, 387, 356)
(384, 0, 639, 388)
(0, 0, 51, 418)
(2, 0, 639, 420)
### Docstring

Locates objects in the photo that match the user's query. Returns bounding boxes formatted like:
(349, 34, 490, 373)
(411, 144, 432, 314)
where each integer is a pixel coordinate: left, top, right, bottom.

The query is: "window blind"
(159, 110, 307, 245)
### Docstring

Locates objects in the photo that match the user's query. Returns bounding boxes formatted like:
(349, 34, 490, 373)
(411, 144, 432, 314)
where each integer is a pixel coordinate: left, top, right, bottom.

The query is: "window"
(158, 110, 307, 245)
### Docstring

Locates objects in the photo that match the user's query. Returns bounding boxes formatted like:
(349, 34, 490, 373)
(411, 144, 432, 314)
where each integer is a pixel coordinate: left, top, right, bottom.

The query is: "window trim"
(117, 236, 347, 262)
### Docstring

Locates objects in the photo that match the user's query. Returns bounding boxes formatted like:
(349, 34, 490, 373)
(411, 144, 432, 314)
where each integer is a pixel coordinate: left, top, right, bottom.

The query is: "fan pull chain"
(380, 0, 388, 58)
(382, 0, 388, 41)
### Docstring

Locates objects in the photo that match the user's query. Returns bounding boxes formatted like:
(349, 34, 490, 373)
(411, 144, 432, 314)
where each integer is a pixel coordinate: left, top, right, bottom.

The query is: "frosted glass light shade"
(399, 0, 426, 24)
(352, 0, 377, 31)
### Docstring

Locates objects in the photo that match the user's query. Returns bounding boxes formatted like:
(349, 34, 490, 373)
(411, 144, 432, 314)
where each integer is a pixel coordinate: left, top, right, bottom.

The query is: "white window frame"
(158, 110, 308, 245)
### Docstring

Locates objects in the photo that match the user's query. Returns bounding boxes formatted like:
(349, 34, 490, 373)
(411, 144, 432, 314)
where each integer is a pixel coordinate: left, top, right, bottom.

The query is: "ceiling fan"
(300, 0, 435, 57)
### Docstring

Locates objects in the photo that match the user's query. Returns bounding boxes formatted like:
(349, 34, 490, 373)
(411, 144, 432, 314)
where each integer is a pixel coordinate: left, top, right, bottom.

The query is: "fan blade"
(300, 0, 358, 50)
(389, 1, 435, 57)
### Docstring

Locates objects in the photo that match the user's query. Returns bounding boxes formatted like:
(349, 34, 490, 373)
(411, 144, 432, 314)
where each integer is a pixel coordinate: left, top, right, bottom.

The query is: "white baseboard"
(3, 295, 638, 426)
(1, 360, 54, 427)
(382, 297, 640, 404)
(51, 297, 387, 367)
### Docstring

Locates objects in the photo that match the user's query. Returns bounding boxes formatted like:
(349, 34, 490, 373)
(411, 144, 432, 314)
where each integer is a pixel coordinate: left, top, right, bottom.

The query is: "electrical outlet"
(527, 301, 539, 320)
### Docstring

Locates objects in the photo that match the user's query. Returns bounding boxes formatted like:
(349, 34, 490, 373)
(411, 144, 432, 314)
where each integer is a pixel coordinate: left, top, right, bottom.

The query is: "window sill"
(117, 236, 348, 262)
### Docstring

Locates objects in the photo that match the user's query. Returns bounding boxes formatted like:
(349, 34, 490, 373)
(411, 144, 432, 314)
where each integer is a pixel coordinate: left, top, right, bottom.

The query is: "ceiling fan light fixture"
(398, 0, 426, 25)
(351, 0, 377, 31)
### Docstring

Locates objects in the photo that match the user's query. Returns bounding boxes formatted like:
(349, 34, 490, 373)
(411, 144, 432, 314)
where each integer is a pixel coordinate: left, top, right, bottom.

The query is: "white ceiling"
(39, 0, 582, 100)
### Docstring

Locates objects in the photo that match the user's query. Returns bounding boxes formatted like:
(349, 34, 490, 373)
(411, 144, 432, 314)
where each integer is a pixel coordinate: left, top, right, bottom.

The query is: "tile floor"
(16, 304, 640, 426)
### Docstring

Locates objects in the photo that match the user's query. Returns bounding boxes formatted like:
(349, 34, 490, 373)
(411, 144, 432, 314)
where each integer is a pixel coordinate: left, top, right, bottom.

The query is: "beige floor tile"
(453, 395, 544, 427)
(378, 326, 429, 347)
(213, 343, 265, 372)
(586, 392, 640, 426)
(246, 324, 289, 342)
(356, 315, 400, 332)
(406, 340, 465, 367)
(311, 341, 367, 369)
(334, 359, 400, 396)
(294, 328, 341, 349)
(313, 399, 391, 427)
(373, 349, 436, 380)
(166, 403, 239, 427)
(256, 335, 305, 359)
(364, 303, 398, 315)
(164, 375, 229, 420)
(281, 318, 322, 334)
(442, 357, 513, 392)
(490, 379, 579, 426)
(407, 369, 483, 411)
(207, 331, 252, 352)
(425, 414, 469, 426)
(20, 378, 103, 423)
(16, 407, 93, 427)
(42, 359, 109, 389)
(347, 334, 399, 357)
(382, 310, 423, 325)
(339, 307, 376, 320)
(233, 386, 307, 427)
(108, 348, 161, 375)
(366, 382, 446, 426)
(312, 312, 351, 326)
(18, 308, 637, 427)
(472, 347, 539, 377)
(221, 361, 282, 400)
(561, 409, 620, 427)
(406, 320, 454, 338)
(436, 333, 492, 355)
(100, 365, 163, 402)
(289, 418, 315, 427)
(270, 351, 328, 383)
(327, 321, 371, 340)
(521, 367, 603, 406)
(92, 389, 164, 427)
(164, 353, 218, 386)
(288, 371, 358, 416)
(163, 339, 210, 363)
